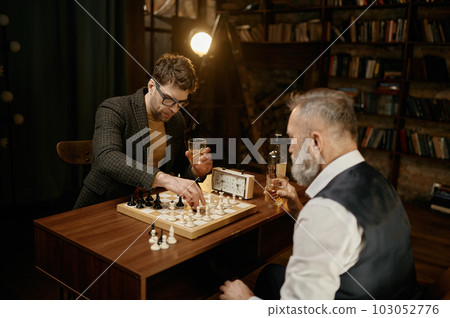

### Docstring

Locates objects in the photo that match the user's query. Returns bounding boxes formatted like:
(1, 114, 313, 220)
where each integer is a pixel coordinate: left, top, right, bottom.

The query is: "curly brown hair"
(153, 53, 199, 93)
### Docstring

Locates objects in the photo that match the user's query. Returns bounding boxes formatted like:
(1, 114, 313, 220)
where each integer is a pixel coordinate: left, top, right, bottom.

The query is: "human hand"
(185, 147, 213, 177)
(219, 279, 254, 300)
(273, 178, 303, 215)
(154, 173, 206, 208)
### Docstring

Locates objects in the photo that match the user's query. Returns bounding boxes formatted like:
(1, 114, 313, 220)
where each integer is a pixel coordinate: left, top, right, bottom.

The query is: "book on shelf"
(329, 56, 402, 80)
(267, 20, 323, 43)
(235, 25, 264, 42)
(408, 55, 449, 82)
(411, 19, 450, 43)
(405, 97, 450, 122)
(358, 126, 395, 151)
(333, 18, 406, 43)
(399, 129, 450, 159)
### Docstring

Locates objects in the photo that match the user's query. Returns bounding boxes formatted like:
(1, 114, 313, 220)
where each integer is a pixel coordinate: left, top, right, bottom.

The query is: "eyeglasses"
(154, 82, 190, 108)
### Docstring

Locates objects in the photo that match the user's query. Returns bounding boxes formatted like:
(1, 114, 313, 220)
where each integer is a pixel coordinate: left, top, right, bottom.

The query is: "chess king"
(74, 54, 212, 209)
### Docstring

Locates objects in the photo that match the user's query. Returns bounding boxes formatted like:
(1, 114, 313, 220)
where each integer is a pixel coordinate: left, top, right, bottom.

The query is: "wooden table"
(34, 174, 304, 299)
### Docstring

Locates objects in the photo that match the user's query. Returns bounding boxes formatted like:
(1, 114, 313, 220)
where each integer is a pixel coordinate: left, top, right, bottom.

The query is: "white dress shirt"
(250, 150, 366, 300)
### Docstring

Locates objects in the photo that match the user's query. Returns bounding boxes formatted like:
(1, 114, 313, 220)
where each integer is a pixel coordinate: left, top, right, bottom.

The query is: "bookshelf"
(216, 0, 450, 199)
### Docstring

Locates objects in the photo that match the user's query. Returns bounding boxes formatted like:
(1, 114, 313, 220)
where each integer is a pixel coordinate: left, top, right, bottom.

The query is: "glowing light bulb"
(190, 32, 212, 57)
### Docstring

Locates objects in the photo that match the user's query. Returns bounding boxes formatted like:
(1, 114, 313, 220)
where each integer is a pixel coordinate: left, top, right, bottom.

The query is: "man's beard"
(291, 151, 320, 186)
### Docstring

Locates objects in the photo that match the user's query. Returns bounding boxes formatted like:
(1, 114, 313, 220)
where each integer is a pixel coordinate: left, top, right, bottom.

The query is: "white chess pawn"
(168, 209, 176, 222)
(179, 213, 186, 224)
(202, 205, 212, 221)
(223, 197, 231, 208)
(208, 194, 213, 206)
(216, 203, 225, 215)
(150, 237, 161, 251)
(231, 194, 237, 205)
(167, 225, 177, 244)
(186, 215, 195, 228)
(194, 205, 203, 219)
(160, 235, 169, 249)
(186, 205, 194, 216)
(149, 229, 157, 243)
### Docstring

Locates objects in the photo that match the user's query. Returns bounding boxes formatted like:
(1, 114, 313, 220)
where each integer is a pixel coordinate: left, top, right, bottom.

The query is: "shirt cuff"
(249, 296, 261, 300)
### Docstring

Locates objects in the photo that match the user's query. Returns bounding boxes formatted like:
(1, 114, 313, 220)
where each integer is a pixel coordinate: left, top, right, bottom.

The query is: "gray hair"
(287, 88, 357, 141)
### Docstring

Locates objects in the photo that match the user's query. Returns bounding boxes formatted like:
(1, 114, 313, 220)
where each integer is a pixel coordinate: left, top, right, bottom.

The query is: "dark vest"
(316, 162, 421, 299)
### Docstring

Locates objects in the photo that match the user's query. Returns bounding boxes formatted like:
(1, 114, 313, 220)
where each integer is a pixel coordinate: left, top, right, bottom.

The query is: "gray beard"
(291, 152, 320, 186)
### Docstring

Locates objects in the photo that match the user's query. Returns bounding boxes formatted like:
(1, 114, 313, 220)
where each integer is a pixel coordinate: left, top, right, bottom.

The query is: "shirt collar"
(306, 150, 365, 198)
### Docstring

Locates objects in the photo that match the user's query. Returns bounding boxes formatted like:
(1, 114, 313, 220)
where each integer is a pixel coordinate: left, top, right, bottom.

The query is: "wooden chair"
(56, 140, 93, 165)
(422, 267, 450, 300)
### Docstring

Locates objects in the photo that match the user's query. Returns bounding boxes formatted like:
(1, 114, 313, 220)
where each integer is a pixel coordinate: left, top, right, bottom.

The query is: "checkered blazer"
(78, 87, 194, 206)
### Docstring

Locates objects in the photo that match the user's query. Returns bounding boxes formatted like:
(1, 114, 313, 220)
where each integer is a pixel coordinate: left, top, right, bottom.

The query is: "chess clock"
(211, 167, 255, 199)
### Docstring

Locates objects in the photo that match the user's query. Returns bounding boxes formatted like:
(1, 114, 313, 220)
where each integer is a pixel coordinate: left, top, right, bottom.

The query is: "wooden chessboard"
(116, 191, 258, 239)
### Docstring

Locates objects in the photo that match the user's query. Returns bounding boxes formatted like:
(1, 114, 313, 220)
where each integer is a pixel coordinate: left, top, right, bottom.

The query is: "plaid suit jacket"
(78, 87, 194, 206)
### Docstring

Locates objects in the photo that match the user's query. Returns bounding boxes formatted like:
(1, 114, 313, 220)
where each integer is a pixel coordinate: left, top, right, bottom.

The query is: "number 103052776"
(372, 304, 439, 315)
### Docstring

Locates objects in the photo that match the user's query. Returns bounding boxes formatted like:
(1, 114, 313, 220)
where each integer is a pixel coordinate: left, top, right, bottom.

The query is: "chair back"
(56, 140, 93, 164)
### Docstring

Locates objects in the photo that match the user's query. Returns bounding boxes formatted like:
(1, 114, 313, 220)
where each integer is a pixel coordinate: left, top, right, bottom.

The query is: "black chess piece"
(139, 190, 144, 202)
(176, 195, 184, 208)
(158, 229, 164, 245)
(147, 189, 154, 202)
(153, 200, 162, 209)
(127, 194, 136, 206)
(145, 193, 153, 207)
(154, 193, 161, 205)
(136, 198, 144, 209)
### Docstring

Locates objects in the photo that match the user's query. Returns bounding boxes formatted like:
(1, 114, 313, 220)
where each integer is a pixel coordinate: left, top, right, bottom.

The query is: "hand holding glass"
(265, 175, 289, 206)
(188, 138, 206, 165)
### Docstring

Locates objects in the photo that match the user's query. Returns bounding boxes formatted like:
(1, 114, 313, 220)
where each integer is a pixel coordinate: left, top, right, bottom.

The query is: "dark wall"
(0, 0, 127, 211)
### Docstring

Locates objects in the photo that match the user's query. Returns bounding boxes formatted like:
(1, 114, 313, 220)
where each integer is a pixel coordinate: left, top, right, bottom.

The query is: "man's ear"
(148, 79, 155, 92)
(311, 131, 323, 153)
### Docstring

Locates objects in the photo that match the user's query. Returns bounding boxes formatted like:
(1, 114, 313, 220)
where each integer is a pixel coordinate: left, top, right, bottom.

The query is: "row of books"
(358, 126, 396, 150)
(358, 91, 400, 116)
(267, 20, 323, 42)
(332, 18, 407, 43)
(405, 97, 450, 122)
(407, 56, 449, 83)
(399, 130, 450, 159)
(410, 19, 450, 43)
(329, 54, 403, 79)
(236, 25, 264, 42)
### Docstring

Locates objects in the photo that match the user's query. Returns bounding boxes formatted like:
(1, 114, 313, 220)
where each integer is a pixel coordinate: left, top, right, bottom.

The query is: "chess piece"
(136, 198, 144, 209)
(168, 209, 176, 222)
(202, 205, 212, 221)
(186, 215, 195, 227)
(176, 196, 184, 208)
(147, 189, 154, 201)
(149, 229, 157, 244)
(179, 213, 186, 224)
(167, 225, 177, 244)
(153, 198, 162, 209)
(187, 205, 194, 216)
(160, 235, 170, 249)
(216, 202, 225, 215)
(154, 193, 161, 205)
(223, 197, 231, 208)
(208, 194, 214, 206)
(231, 194, 237, 205)
(150, 239, 161, 251)
(127, 194, 136, 206)
(194, 205, 203, 219)
(158, 229, 164, 245)
(139, 190, 144, 202)
(145, 191, 153, 207)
